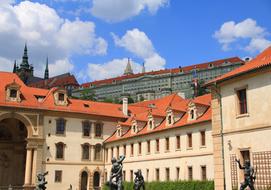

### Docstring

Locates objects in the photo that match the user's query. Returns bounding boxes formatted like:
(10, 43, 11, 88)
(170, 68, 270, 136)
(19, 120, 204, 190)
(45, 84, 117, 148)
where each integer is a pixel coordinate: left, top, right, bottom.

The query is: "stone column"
(91, 145, 95, 161)
(31, 149, 38, 184)
(24, 148, 33, 185)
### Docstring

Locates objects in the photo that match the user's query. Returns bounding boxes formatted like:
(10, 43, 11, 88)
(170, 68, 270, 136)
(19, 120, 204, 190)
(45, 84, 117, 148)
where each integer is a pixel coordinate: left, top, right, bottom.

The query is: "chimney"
(122, 97, 128, 116)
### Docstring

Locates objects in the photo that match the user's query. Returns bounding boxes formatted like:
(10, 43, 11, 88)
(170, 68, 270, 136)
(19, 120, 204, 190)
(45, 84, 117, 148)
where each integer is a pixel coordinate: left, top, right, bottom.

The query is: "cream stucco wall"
(104, 122, 214, 182)
(219, 70, 271, 190)
(42, 115, 118, 190)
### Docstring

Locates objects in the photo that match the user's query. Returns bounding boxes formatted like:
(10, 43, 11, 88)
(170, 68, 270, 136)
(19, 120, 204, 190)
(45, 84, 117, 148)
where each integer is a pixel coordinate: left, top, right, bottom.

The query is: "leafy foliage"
(103, 181, 214, 190)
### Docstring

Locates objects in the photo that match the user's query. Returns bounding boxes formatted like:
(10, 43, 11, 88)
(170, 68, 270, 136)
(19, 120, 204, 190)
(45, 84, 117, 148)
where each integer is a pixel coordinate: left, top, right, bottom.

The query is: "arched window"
(148, 120, 153, 129)
(82, 144, 90, 160)
(56, 142, 65, 159)
(168, 115, 172, 125)
(190, 110, 195, 120)
(95, 123, 102, 138)
(81, 171, 88, 190)
(94, 144, 102, 161)
(93, 171, 100, 189)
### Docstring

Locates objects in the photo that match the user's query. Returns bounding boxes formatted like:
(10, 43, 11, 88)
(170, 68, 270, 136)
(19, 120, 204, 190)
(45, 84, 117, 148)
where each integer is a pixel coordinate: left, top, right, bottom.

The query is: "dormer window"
(166, 110, 174, 126)
(168, 115, 172, 125)
(190, 110, 195, 120)
(117, 128, 122, 137)
(131, 121, 138, 134)
(208, 63, 214, 68)
(53, 89, 68, 106)
(6, 81, 21, 103)
(148, 120, 154, 130)
(58, 93, 65, 101)
(10, 89, 17, 98)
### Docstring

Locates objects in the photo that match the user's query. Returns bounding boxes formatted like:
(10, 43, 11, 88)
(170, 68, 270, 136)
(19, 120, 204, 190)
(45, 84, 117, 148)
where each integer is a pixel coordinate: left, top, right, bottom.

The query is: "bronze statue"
(35, 171, 48, 190)
(107, 155, 125, 190)
(236, 159, 256, 190)
(133, 169, 145, 190)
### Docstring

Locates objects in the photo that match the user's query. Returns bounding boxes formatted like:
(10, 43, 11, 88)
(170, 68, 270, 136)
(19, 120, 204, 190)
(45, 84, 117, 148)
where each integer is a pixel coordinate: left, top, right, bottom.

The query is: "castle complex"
(73, 57, 244, 101)
(13, 45, 79, 95)
(0, 47, 270, 190)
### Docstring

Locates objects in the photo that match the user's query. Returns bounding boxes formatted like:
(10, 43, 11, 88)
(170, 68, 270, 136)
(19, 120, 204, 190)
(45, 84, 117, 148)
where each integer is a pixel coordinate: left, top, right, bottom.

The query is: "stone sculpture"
(133, 169, 145, 190)
(236, 159, 256, 190)
(35, 171, 48, 190)
(107, 155, 125, 190)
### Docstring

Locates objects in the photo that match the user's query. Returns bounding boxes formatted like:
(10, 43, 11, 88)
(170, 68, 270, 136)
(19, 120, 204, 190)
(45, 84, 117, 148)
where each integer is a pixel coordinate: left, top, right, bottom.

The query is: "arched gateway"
(0, 112, 43, 190)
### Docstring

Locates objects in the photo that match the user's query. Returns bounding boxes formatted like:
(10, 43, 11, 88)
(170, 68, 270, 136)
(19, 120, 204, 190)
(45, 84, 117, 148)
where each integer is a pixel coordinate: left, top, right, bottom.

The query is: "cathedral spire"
(44, 56, 49, 79)
(21, 43, 29, 68)
(13, 60, 17, 73)
(142, 62, 145, 73)
(124, 58, 133, 75)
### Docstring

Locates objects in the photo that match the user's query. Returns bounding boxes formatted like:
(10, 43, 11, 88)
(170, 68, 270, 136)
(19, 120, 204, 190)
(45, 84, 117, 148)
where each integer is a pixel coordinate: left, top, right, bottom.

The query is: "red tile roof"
(0, 72, 125, 119)
(105, 94, 211, 143)
(29, 73, 79, 89)
(206, 46, 271, 85)
(81, 57, 243, 88)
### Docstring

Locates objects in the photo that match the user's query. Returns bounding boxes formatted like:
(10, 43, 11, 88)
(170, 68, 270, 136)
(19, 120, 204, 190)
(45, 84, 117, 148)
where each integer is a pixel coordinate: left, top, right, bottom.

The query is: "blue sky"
(0, 0, 270, 83)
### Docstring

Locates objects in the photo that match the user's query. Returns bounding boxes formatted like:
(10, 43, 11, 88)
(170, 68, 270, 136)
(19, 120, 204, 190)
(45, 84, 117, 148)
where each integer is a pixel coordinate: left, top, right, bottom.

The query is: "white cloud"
(112, 28, 166, 71)
(0, 57, 13, 72)
(214, 18, 271, 52)
(0, 1, 107, 77)
(112, 29, 154, 58)
(84, 28, 166, 81)
(245, 38, 271, 53)
(91, 0, 169, 22)
(87, 58, 142, 81)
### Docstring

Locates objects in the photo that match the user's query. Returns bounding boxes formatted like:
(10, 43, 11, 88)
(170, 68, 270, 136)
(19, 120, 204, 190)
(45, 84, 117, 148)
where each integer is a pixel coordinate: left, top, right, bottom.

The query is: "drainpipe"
(214, 82, 226, 190)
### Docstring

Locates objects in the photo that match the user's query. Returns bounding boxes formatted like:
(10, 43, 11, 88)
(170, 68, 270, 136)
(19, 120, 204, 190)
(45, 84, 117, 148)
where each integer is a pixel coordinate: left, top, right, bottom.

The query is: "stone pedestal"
(23, 184, 35, 190)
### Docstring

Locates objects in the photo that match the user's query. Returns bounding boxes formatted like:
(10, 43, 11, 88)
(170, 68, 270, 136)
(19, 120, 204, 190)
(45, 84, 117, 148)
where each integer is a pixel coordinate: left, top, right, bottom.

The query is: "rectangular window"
(82, 121, 91, 137)
(95, 123, 102, 137)
(201, 131, 206, 146)
(187, 133, 192, 148)
(131, 144, 134, 156)
(156, 168, 160, 181)
(10, 89, 17, 98)
(130, 170, 133, 182)
(166, 168, 170, 181)
(138, 142, 142, 155)
(176, 136, 181, 149)
(165, 137, 170, 151)
(237, 89, 247, 114)
(147, 140, 151, 154)
(123, 145, 126, 156)
(56, 118, 66, 135)
(201, 166, 207, 180)
(188, 166, 193, 180)
(55, 170, 62, 183)
(58, 93, 65, 101)
(156, 139, 160, 152)
(176, 167, 180, 180)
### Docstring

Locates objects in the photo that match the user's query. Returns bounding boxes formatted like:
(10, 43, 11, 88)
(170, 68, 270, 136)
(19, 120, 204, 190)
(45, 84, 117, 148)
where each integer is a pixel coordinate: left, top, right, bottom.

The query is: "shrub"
(103, 180, 214, 190)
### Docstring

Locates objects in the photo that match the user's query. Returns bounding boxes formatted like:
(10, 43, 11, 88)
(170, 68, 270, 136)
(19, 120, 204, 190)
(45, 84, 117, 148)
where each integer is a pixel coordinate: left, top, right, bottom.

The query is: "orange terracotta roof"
(0, 72, 125, 119)
(81, 57, 243, 88)
(105, 94, 211, 143)
(206, 46, 271, 85)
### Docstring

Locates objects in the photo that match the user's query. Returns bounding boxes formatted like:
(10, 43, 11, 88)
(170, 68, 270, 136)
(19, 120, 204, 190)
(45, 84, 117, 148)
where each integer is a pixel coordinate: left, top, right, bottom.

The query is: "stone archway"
(0, 112, 43, 190)
(0, 118, 27, 187)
